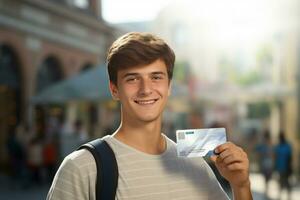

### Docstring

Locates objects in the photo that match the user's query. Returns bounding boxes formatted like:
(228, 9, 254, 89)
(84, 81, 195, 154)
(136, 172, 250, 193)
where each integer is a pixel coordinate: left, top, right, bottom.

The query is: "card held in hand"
(176, 128, 227, 157)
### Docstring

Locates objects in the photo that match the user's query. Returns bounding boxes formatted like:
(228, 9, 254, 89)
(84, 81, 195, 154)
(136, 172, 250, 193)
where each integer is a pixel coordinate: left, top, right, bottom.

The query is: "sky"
(102, 0, 172, 23)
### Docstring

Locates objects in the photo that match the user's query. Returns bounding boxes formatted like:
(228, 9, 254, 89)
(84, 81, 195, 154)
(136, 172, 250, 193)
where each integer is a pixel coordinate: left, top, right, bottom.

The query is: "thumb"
(210, 155, 217, 163)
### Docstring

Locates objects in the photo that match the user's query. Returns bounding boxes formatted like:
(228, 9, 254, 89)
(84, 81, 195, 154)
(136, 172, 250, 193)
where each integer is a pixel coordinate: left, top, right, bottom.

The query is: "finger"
(215, 157, 229, 169)
(216, 155, 227, 167)
(226, 162, 246, 171)
(220, 148, 246, 162)
(217, 152, 248, 168)
(218, 149, 232, 160)
(216, 143, 245, 159)
(222, 155, 240, 165)
(214, 142, 235, 154)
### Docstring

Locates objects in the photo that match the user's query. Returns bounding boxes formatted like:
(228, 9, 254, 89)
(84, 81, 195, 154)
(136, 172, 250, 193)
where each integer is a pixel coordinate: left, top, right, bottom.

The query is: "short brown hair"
(106, 32, 175, 85)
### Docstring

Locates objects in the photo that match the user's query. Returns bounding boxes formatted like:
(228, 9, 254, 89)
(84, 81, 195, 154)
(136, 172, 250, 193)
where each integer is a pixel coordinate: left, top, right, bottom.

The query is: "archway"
(35, 56, 64, 138)
(0, 44, 22, 170)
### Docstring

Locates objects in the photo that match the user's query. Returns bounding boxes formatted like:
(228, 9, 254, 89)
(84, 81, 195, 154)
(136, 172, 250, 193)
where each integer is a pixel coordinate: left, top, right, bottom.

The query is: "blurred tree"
(173, 61, 191, 84)
(235, 70, 263, 86)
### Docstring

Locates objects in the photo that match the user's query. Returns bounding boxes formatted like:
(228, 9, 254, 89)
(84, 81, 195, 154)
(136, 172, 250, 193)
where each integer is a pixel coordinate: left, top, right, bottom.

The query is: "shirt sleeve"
(46, 154, 91, 200)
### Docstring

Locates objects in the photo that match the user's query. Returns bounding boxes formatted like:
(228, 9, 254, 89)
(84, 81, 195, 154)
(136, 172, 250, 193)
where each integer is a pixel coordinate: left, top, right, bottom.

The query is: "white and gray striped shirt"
(47, 135, 229, 200)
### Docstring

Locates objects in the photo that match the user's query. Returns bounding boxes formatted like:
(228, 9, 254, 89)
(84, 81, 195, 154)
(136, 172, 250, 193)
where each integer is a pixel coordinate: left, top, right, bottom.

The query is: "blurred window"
(36, 56, 63, 93)
(0, 44, 21, 127)
(80, 63, 93, 72)
(0, 45, 20, 88)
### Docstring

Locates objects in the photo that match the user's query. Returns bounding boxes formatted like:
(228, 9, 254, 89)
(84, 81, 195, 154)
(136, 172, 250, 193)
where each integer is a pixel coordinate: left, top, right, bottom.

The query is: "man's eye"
(152, 75, 163, 80)
(126, 77, 138, 82)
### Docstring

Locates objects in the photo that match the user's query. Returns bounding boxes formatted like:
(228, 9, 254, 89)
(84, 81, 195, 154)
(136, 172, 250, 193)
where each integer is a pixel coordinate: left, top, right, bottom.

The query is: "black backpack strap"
(78, 138, 118, 200)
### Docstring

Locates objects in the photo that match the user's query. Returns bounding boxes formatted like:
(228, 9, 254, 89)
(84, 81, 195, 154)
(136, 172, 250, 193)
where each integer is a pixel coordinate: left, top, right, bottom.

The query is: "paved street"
(250, 173, 300, 200)
(0, 173, 49, 200)
(0, 173, 299, 199)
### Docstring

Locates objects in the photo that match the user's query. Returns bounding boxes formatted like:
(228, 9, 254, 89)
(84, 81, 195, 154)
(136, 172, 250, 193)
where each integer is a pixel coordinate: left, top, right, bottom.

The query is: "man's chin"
(138, 115, 161, 123)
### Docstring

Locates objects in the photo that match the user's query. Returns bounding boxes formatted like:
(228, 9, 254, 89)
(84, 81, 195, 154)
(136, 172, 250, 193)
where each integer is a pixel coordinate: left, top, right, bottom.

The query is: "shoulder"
(66, 148, 96, 164)
(56, 148, 97, 179)
(47, 149, 97, 200)
(101, 135, 130, 156)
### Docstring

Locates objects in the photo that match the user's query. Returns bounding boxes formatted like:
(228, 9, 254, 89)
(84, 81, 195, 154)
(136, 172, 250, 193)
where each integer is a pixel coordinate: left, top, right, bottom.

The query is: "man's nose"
(139, 78, 152, 96)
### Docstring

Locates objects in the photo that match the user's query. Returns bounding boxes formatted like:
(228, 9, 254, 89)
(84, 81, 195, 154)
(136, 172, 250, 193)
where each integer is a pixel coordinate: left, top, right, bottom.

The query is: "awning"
(31, 65, 111, 104)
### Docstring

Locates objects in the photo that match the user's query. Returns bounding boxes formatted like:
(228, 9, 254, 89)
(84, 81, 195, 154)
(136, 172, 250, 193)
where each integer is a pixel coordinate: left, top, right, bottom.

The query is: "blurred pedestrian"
(59, 119, 87, 160)
(27, 136, 43, 185)
(59, 119, 75, 159)
(6, 126, 26, 188)
(255, 130, 273, 197)
(274, 131, 292, 199)
(43, 138, 58, 183)
(74, 119, 88, 145)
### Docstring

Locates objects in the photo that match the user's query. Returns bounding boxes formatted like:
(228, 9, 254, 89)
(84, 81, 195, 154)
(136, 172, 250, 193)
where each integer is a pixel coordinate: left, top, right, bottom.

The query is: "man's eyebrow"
(151, 71, 167, 76)
(122, 71, 166, 78)
(122, 73, 139, 78)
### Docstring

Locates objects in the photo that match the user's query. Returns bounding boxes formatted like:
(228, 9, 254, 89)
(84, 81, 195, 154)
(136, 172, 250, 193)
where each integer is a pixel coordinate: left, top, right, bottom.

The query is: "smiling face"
(110, 59, 171, 124)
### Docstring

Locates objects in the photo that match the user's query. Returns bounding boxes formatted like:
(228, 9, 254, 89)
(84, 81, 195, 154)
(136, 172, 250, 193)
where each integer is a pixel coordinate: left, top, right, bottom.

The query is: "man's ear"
(109, 81, 119, 100)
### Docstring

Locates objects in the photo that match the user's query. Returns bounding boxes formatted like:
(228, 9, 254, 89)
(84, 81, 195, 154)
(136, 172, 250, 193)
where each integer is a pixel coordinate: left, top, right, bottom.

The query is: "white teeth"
(136, 100, 156, 105)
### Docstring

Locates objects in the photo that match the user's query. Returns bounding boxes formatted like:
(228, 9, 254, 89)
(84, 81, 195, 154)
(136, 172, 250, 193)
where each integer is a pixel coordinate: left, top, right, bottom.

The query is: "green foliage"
(256, 45, 273, 65)
(235, 70, 262, 86)
(219, 56, 263, 86)
(173, 61, 191, 83)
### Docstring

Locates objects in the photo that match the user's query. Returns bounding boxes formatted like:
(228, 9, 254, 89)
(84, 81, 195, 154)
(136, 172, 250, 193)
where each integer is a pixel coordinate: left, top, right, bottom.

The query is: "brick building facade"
(0, 0, 119, 168)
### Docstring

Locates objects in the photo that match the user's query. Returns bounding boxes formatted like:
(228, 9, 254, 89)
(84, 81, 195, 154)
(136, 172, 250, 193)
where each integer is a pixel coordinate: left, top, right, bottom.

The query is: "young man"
(47, 32, 252, 200)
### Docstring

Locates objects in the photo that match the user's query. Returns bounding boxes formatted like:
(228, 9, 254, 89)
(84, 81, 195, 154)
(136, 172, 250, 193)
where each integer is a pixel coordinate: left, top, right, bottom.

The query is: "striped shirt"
(47, 135, 229, 200)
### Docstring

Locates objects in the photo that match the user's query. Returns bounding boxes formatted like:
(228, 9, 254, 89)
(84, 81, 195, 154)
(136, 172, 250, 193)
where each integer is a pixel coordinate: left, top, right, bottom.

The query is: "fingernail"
(214, 149, 220, 155)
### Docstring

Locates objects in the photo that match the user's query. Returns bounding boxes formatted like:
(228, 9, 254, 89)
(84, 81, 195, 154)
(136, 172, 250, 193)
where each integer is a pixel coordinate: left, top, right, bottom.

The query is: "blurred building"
(152, 0, 300, 172)
(0, 0, 119, 170)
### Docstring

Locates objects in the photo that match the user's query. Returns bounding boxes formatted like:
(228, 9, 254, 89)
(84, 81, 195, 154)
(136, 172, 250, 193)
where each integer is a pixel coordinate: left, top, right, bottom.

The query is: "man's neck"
(113, 120, 166, 155)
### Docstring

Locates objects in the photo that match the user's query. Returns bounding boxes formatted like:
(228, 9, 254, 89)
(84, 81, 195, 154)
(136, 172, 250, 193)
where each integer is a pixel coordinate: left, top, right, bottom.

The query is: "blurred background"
(0, 0, 299, 199)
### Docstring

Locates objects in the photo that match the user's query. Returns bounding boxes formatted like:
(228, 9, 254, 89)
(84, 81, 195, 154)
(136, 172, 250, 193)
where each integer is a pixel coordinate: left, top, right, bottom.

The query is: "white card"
(176, 128, 227, 157)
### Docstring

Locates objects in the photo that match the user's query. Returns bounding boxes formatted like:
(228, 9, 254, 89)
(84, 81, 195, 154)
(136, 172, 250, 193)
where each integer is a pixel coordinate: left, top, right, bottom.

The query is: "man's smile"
(134, 98, 159, 105)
